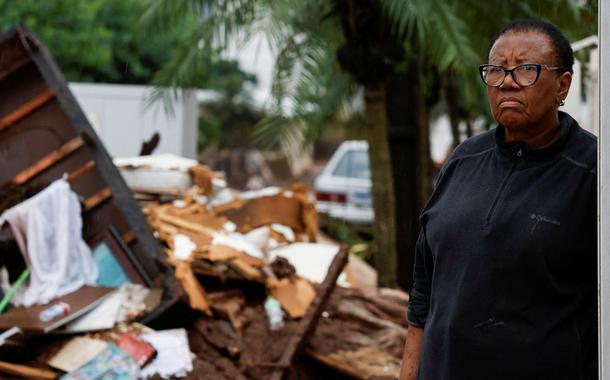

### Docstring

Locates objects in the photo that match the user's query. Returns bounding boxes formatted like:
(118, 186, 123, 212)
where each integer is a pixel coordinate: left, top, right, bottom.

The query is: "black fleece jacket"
(408, 112, 597, 380)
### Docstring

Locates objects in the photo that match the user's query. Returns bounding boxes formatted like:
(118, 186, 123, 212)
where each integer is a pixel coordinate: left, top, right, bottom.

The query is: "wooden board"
(0, 286, 114, 333)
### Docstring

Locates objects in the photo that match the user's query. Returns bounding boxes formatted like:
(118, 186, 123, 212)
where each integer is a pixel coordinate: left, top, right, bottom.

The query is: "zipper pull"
(517, 148, 523, 157)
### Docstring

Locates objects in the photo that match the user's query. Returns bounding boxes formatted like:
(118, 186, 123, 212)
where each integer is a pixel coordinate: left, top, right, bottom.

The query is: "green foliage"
(199, 98, 264, 150)
(324, 216, 371, 249)
(0, 0, 178, 83)
(144, 0, 358, 151)
(197, 60, 264, 151)
(145, 0, 597, 147)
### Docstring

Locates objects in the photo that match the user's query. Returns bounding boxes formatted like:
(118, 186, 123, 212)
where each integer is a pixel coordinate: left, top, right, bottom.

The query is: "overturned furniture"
(0, 24, 178, 322)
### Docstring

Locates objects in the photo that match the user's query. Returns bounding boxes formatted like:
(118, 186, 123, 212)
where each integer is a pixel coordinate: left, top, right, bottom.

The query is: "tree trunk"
(363, 88, 397, 287)
(386, 73, 418, 291)
(416, 87, 433, 213)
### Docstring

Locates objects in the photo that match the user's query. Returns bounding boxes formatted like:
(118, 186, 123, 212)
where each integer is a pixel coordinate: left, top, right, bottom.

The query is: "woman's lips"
(498, 99, 522, 108)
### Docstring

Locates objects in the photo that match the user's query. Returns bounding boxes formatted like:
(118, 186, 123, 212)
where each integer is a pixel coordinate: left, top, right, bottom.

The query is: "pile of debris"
(120, 157, 409, 379)
(0, 25, 191, 379)
(0, 25, 408, 380)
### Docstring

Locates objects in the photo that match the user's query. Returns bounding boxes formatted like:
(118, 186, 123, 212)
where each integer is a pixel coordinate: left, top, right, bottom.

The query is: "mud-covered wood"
(270, 245, 349, 380)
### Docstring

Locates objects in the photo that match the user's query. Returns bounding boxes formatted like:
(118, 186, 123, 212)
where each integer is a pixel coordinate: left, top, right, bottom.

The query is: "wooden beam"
(269, 246, 349, 380)
(9, 136, 84, 187)
(0, 89, 54, 132)
(83, 187, 112, 212)
(122, 230, 137, 245)
(0, 55, 31, 81)
(0, 360, 58, 380)
(157, 212, 218, 238)
(66, 160, 95, 183)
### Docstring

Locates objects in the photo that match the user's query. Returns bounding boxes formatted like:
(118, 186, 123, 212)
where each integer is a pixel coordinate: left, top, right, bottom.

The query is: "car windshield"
(332, 150, 370, 179)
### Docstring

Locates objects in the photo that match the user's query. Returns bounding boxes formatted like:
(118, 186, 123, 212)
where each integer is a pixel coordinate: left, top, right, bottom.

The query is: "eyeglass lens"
(483, 65, 539, 87)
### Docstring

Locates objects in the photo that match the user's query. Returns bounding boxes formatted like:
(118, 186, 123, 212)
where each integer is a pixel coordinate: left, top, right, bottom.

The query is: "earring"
(559, 99, 565, 106)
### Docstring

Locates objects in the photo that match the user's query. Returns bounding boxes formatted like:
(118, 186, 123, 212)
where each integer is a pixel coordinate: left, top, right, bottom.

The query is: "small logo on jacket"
(530, 214, 560, 235)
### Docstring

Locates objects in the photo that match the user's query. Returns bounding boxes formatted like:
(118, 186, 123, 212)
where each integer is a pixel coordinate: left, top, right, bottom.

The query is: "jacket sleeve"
(407, 227, 434, 328)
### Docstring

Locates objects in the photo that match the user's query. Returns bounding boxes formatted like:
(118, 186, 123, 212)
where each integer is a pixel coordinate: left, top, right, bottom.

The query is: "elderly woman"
(400, 20, 597, 380)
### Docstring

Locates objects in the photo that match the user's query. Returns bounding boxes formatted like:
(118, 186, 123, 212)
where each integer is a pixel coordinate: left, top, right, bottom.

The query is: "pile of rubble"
(0, 24, 408, 379)
(122, 158, 409, 379)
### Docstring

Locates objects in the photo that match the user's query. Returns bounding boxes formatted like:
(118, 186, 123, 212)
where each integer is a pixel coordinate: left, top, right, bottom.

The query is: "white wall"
(224, 32, 275, 110)
(69, 83, 198, 159)
(566, 36, 599, 136)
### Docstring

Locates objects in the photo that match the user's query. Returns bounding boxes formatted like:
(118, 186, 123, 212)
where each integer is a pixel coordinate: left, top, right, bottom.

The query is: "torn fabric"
(0, 179, 97, 306)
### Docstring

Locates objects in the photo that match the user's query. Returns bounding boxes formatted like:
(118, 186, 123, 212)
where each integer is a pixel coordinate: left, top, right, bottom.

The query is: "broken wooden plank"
(215, 196, 305, 234)
(269, 245, 349, 380)
(207, 290, 246, 333)
(0, 361, 58, 380)
(83, 187, 112, 212)
(188, 165, 216, 196)
(157, 211, 218, 238)
(67, 160, 96, 183)
(228, 258, 263, 282)
(166, 251, 212, 316)
(0, 88, 54, 132)
(122, 230, 137, 245)
(268, 277, 316, 318)
(9, 135, 84, 187)
(0, 55, 31, 81)
(191, 260, 258, 283)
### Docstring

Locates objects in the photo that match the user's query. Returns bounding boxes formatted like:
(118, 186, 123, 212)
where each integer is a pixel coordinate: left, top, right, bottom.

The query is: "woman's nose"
(499, 72, 521, 89)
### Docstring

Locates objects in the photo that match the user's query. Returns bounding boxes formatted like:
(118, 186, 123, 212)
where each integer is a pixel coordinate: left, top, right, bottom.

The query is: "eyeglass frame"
(478, 63, 564, 87)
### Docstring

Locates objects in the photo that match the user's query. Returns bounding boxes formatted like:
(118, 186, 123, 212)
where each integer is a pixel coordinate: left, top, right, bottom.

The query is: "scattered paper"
(116, 284, 151, 323)
(48, 337, 108, 373)
(212, 233, 264, 259)
(270, 243, 347, 285)
(60, 343, 139, 380)
(61, 290, 122, 333)
(140, 329, 193, 379)
(270, 224, 295, 242)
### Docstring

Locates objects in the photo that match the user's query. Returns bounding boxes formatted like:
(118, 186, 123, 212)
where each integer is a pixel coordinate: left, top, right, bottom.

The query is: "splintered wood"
(145, 182, 322, 321)
(142, 179, 407, 380)
(213, 183, 319, 241)
(267, 278, 316, 318)
(188, 165, 217, 196)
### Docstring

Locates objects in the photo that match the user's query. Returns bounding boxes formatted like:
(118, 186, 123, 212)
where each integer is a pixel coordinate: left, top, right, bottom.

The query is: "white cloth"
(0, 179, 98, 306)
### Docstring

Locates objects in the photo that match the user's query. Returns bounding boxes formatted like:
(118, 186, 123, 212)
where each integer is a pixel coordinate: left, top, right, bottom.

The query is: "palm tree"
(143, 0, 593, 287)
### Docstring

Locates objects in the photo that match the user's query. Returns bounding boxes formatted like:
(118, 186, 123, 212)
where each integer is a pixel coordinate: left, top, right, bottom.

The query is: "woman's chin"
(496, 113, 528, 131)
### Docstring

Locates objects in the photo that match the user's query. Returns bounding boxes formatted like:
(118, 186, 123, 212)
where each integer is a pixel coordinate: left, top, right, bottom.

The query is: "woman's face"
(486, 30, 571, 133)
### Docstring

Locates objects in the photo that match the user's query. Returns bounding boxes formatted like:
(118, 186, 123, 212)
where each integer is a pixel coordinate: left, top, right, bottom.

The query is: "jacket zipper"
(484, 148, 522, 227)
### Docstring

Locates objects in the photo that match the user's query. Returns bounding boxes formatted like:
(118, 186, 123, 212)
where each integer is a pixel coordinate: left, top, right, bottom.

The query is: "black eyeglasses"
(479, 64, 562, 87)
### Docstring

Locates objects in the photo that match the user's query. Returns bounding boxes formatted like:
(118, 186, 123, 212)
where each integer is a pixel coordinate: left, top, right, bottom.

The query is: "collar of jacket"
(494, 111, 574, 161)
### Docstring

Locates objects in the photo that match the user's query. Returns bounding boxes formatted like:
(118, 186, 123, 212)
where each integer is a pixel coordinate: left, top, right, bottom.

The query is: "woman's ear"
(557, 71, 572, 104)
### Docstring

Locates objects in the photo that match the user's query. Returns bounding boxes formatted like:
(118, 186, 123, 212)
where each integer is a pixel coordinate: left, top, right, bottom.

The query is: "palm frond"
(428, 1, 477, 72)
(381, 0, 427, 41)
(145, 21, 217, 114)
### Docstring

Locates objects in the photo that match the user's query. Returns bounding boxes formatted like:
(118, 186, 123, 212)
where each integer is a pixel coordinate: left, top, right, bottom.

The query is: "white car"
(313, 140, 373, 224)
